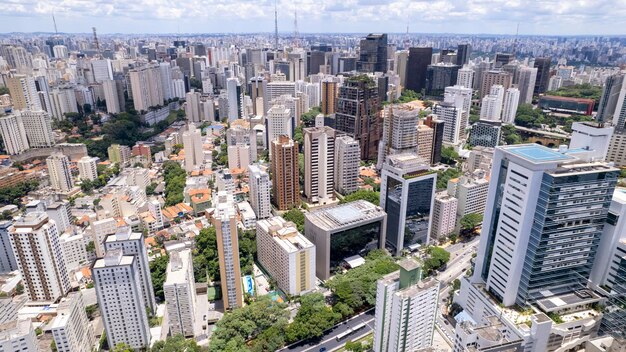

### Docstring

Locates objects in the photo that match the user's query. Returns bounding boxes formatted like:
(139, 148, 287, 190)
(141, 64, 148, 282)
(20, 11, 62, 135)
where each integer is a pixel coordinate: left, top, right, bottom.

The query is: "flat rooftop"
(504, 144, 575, 164)
(535, 289, 602, 313)
(165, 250, 192, 285)
(305, 200, 386, 232)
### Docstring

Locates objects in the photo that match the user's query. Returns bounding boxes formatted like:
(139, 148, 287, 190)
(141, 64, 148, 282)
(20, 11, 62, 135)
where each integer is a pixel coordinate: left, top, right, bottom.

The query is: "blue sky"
(0, 0, 624, 35)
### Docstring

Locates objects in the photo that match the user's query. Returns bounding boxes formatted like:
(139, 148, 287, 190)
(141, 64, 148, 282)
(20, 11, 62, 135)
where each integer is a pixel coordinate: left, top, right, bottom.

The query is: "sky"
(0, 0, 625, 35)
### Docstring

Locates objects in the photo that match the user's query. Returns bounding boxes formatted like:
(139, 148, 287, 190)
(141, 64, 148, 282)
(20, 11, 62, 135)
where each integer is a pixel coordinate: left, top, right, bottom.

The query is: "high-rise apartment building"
(304, 126, 336, 204)
(335, 75, 382, 161)
(6, 75, 41, 111)
(432, 192, 458, 240)
(433, 101, 463, 145)
(405, 47, 433, 93)
(416, 123, 434, 163)
(103, 227, 156, 314)
(164, 249, 196, 337)
(212, 192, 243, 310)
(447, 170, 490, 218)
(77, 156, 98, 181)
(533, 57, 552, 95)
(334, 135, 360, 195)
(226, 78, 241, 121)
(185, 90, 202, 123)
(0, 113, 29, 155)
(50, 292, 95, 352)
(597, 73, 625, 123)
(270, 136, 299, 210)
(380, 153, 436, 255)
(248, 164, 271, 219)
(9, 212, 70, 302)
(480, 85, 505, 121)
(473, 144, 619, 307)
(19, 110, 54, 148)
(480, 70, 512, 99)
(93, 249, 151, 349)
(249, 77, 268, 117)
(444, 85, 473, 138)
(377, 105, 419, 165)
(129, 64, 164, 112)
(517, 66, 538, 105)
(0, 222, 17, 273)
(457, 66, 474, 89)
(46, 153, 74, 192)
(373, 259, 440, 352)
(256, 217, 316, 296)
(0, 319, 37, 352)
(321, 80, 337, 115)
(183, 123, 204, 172)
(502, 87, 520, 124)
(357, 34, 388, 73)
(424, 115, 445, 164)
(304, 200, 387, 280)
(267, 104, 292, 145)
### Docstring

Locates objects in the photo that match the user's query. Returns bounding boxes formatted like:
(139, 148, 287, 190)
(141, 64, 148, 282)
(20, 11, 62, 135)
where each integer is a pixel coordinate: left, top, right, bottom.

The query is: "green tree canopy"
(283, 208, 305, 233)
(150, 254, 169, 302)
(423, 246, 451, 275)
(460, 213, 483, 236)
(151, 334, 206, 352)
(340, 189, 380, 206)
(441, 146, 460, 165)
(193, 227, 219, 283)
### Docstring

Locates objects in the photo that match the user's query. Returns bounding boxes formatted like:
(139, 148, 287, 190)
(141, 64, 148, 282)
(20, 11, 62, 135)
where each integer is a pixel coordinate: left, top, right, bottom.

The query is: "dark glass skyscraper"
(457, 44, 471, 66)
(425, 63, 460, 97)
(356, 34, 388, 73)
(335, 75, 381, 161)
(534, 57, 552, 94)
(405, 47, 433, 93)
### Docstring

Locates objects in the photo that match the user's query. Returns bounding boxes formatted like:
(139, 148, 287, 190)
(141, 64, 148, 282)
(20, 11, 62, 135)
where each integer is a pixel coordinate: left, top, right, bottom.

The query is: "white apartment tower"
(517, 66, 538, 105)
(46, 153, 74, 192)
(6, 75, 42, 111)
(444, 85, 473, 136)
(256, 217, 316, 296)
(226, 77, 240, 121)
(9, 212, 71, 302)
(373, 259, 440, 352)
(304, 126, 336, 204)
(19, 110, 54, 148)
(502, 87, 520, 124)
(377, 105, 419, 168)
(93, 249, 151, 350)
(77, 156, 99, 181)
(164, 249, 196, 338)
(0, 319, 37, 352)
(50, 292, 95, 352)
(103, 227, 157, 314)
(183, 123, 204, 172)
(432, 192, 458, 240)
(102, 79, 121, 114)
(248, 164, 271, 219)
(267, 104, 292, 145)
(129, 64, 164, 112)
(457, 66, 475, 89)
(335, 136, 360, 195)
(480, 85, 505, 121)
(185, 90, 202, 123)
(0, 113, 29, 155)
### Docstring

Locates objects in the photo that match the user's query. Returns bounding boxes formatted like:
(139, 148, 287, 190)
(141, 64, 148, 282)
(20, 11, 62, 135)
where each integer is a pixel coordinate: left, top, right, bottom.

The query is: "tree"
(85, 304, 98, 320)
(0, 87, 9, 95)
(193, 227, 219, 283)
(86, 241, 95, 253)
(15, 283, 23, 295)
(283, 208, 305, 233)
(151, 335, 206, 352)
(50, 340, 57, 352)
(501, 124, 522, 145)
(436, 168, 462, 190)
(285, 293, 340, 343)
(340, 189, 380, 206)
(150, 255, 169, 302)
(163, 161, 186, 206)
(300, 106, 321, 127)
(423, 246, 451, 275)
(238, 229, 257, 276)
(345, 340, 364, 352)
(460, 213, 483, 237)
(441, 146, 460, 165)
(112, 343, 134, 352)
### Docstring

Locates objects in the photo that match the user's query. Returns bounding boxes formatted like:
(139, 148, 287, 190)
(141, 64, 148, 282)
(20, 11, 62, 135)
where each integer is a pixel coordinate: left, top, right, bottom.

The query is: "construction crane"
(92, 27, 101, 57)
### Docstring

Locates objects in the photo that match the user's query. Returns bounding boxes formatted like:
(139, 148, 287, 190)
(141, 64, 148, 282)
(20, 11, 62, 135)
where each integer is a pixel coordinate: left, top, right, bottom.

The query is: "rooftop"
(258, 217, 314, 253)
(164, 249, 192, 285)
(504, 144, 576, 164)
(305, 200, 386, 232)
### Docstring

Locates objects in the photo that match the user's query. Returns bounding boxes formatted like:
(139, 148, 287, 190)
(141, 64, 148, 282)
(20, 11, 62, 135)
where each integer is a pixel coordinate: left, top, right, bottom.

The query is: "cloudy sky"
(0, 0, 624, 35)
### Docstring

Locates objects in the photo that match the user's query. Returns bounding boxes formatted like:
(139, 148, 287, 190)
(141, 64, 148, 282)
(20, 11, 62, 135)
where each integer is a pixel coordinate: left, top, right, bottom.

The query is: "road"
(279, 309, 376, 352)
(435, 237, 480, 341)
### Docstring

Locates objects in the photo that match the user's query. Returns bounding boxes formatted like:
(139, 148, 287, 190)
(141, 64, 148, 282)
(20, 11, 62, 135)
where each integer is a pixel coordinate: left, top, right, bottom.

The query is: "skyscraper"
(416, 124, 434, 163)
(433, 101, 463, 145)
(533, 57, 552, 95)
(494, 53, 513, 67)
(334, 135, 360, 195)
(502, 87, 520, 124)
(212, 192, 243, 310)
(270, 136, 299, 210)
(19, 110, 54, 148)
(321, 80, 337, 115)
(93, 249, 151, 349)
(377, 105, 419, 168)
(335, 75, 382, 161)
(249, 77, 268, 117)
(103, 227, 157, 314)
(183, 123, 204, 172)
(0, 222, 17, 273)
(457, 66, 474, 89)
(164, 249, 196, 337)
(473, 144, 619, 307)
(77, 156, 98, 181)
(50, 292, 95, 352)
(226, 77, 241, 121)
(405, 47, 433, 93)
(424, 116, 444, 164)
(425, 63, 460, 97)
(517, 66, 538, 105)
(6, 75, 41, 111)
(456, 44, 471, 66)
(102, 79, 122, 114)
(480, 70, 512, 99)
(304, 126, 336, 204)
(480, 85, 505, 121)
(9, 212, 70, 302)
(0, 113, 29, 155)
(597, 73, 625, 123)
(373, 259, 440, 352)
(248, 164, 271, 219)
(129, 64, 164, 112)
(380, 153, 436, 255)
(267, 104, 292, 146)
(357, 34, 388, 73)
(46, 153, 74, 192)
